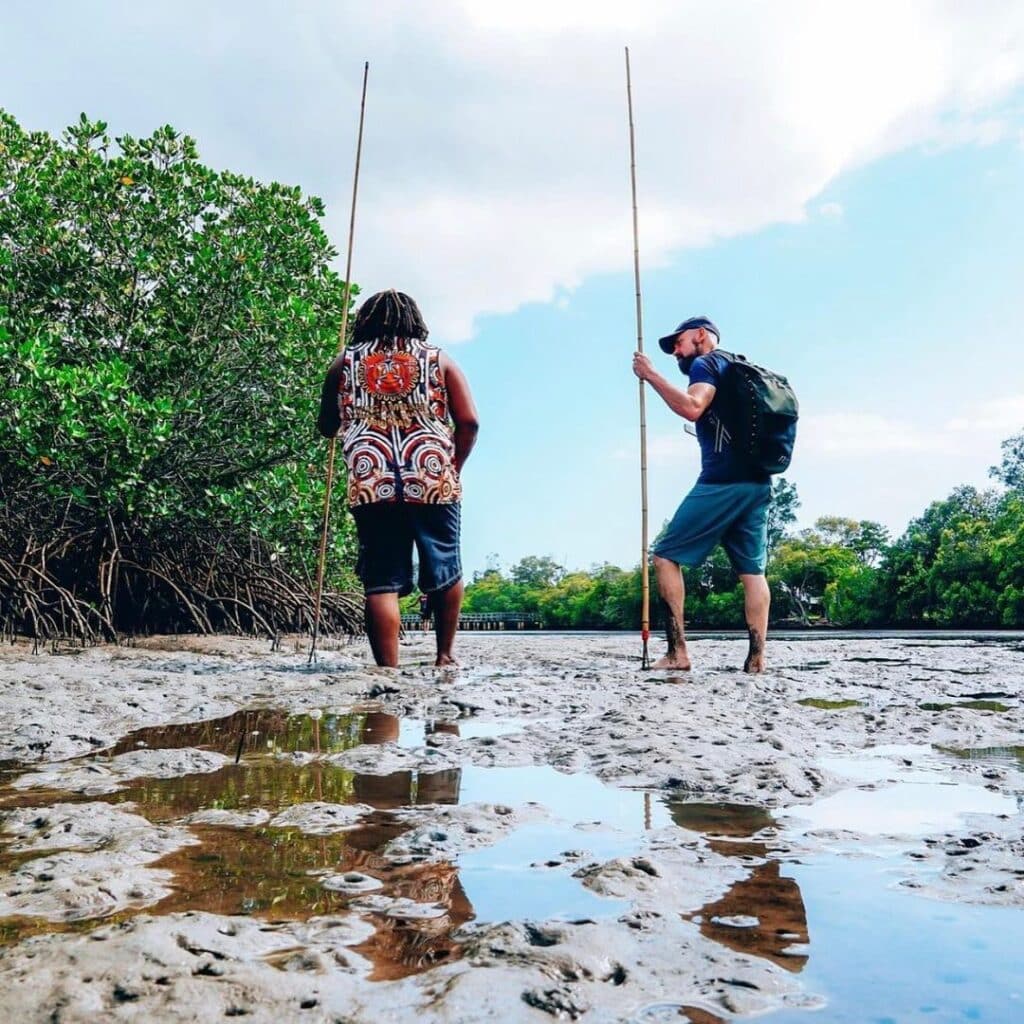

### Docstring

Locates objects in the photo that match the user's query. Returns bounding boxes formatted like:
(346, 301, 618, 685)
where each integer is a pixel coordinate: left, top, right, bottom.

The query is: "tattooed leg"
(651, 556, 691, 670)
(740, 573, 770, 673)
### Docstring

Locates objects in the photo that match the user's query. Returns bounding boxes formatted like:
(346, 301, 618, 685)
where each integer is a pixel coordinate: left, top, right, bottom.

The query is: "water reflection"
(666, 799, 809, 973)
(936, 744, 1024, 767)
(98, 707, 476, 763)
(796, 698, 862, 710)
(0, 812, 474, 980)
(919, 700, 1011, 713)
(100, 707, 373, 760)
(1, 711, 812, 985)
(0, 712, 477, 977)
(355, 713, 462, 808)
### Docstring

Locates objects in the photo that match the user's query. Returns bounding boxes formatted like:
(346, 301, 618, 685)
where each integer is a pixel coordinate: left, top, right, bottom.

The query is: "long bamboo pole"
(625, 47, 651, 670)
(309, 61, 369, 665)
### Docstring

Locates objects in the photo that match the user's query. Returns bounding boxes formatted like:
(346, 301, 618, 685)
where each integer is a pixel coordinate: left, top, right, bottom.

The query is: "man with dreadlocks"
(318, 290, 479, 667)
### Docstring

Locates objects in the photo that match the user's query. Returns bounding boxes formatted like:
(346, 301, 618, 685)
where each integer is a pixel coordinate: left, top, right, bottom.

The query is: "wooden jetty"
(401, 612, 541, 631)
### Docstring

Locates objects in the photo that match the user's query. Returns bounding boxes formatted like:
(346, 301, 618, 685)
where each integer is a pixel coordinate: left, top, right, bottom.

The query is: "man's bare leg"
(739, 573, 770, 673)
(432, 578, 464, 667)
(651, 555, 691, 670)
(365, 593, 401, 668)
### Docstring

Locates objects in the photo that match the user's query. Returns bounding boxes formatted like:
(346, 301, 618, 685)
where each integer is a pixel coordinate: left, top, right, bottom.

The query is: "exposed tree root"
(0, 510, 361, 647)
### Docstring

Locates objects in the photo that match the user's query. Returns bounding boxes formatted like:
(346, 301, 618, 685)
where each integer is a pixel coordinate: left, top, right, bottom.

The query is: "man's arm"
(441, 352, 479, 472)
(316, 354, 345, 438)
(631, 352, 715, 422)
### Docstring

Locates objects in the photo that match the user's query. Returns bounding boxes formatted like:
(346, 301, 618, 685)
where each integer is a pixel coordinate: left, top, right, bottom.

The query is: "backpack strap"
(713, 350, 747, 364)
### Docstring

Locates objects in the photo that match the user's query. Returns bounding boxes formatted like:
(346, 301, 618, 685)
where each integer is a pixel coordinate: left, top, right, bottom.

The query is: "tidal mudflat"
(0, 632, 1021, 1022)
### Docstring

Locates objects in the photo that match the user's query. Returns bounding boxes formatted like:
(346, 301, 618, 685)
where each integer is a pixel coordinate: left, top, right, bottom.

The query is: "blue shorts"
(351, 502, 462, 597)
(652, 481, 771, 575)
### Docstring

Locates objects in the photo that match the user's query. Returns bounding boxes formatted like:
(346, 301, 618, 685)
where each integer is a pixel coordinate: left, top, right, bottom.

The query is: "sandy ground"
(0, 631, 1021, 1022)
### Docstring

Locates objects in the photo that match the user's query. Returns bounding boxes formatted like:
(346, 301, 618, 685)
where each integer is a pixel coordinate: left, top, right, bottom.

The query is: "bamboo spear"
(625, 47, 651, 669)
(309, 61, 369, 665)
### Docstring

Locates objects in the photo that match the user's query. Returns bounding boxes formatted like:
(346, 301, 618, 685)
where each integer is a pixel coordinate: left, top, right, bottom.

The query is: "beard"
(676, 354, 697, 374)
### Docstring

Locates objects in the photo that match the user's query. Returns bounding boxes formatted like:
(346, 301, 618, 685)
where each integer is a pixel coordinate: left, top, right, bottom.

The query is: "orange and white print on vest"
(338, 337, 462, 506)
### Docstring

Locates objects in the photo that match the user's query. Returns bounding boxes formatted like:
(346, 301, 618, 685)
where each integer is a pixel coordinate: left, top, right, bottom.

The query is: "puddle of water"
(781, 780, 1017, 836)
(458, 824, 632, 923)
(761, 856, 1024, 1023)
(0, 750, 677, 972)
(16, 703, 1018, 1005)
(696, 858, 809, 973)
(936, 745, 1024, 769)
(94, 707, 525, 761)
(458, 765, 673, 833)
(797, 698, 862, 710)
(787, 745, 1021, 838)
(919, 700, 1011, 713)
(665, 799, 809, 973)
(395, 716, 525, 748)
(0, 814, 472, 980)
(100, 707, 372, 760)
(666, 801, 774, 838)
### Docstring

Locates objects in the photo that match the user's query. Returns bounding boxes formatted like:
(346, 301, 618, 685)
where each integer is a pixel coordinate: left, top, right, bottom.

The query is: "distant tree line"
(422, 434, 1024, 630)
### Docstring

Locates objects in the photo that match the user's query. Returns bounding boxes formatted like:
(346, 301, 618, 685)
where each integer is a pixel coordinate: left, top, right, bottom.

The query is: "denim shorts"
(652, 481, 771, 575)
(351, 501, 462, 597)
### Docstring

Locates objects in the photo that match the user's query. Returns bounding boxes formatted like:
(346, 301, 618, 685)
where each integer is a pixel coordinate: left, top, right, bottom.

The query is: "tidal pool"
(785, 746, 1020, 836)
(761, 856, 1024, 1023)
(0, 719, 698, 978)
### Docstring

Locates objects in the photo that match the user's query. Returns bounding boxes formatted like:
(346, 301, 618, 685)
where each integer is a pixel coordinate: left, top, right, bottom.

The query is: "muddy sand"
(0, 632, 1022, 1022)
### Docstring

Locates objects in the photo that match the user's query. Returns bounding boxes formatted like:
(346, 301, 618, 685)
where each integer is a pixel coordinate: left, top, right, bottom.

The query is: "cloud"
(945, 394, 1024, 435)
(3, 1, 1023, 340)
(798, 413, 943, 455)
(818, 202, 845, 220)
(781, 394, 1024, 457)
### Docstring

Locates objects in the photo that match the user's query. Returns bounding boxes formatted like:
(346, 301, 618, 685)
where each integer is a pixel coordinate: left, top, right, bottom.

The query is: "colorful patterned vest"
(338, 337, 461, 506)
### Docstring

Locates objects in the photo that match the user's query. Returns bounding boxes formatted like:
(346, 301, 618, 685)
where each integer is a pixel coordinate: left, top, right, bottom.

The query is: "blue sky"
(2, 1, 1023, 576)
(457, 133, 1024, 574)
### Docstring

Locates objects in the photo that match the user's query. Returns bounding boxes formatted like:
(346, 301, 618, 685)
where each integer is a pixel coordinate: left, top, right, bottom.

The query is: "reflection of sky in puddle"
(459, 825, 632, 922)
(395, 718, 524, 748)
(458, 765, 673, 832)
(446, 771, 676, 924)
(781, 782, 1017, 836)
(761, 856, 1024, 1024)
(817, 744, 938, 783)
(786, 746, 1019, 835)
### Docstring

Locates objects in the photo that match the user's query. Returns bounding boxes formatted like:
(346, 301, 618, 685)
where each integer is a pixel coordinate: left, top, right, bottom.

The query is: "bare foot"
(650, 653, 692, 671)
(744, 627, 766, 674)
(434, 653, 458, 668)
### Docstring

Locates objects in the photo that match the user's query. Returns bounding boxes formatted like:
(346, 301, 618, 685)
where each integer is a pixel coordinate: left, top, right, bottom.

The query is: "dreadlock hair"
(351, 290, 429, 345)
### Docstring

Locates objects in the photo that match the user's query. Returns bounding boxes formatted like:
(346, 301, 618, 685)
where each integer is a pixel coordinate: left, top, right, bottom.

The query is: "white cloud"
(332, 1, 1024, 339)
(945, 394, 1024, 435)
(792, 395, 1024, 457)
(798, 413, 944, 456)
(3, 1, 1023, 341)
